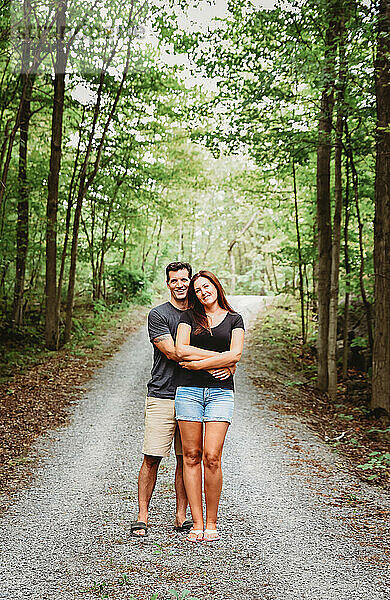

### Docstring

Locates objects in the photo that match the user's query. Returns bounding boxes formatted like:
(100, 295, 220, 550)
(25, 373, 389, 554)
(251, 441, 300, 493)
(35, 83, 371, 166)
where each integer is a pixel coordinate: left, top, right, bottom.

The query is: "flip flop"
(130, 521, 148, 538)
(203, 529, 221, 542)
(186, 529, 204, 543)
(173, 519, 194, 532)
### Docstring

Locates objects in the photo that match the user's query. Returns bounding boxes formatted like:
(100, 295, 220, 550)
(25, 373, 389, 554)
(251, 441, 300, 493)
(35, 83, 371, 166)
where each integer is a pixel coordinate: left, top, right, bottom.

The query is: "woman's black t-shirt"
(176, 310, 245, 391)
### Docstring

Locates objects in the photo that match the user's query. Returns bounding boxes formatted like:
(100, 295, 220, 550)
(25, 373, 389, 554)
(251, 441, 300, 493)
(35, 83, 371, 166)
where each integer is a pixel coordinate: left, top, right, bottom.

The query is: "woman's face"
(193, 276, 218, 307)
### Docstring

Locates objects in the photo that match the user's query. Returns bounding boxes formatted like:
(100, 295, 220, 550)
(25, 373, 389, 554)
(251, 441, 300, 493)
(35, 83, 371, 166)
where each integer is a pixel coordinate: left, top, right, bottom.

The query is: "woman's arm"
(175, 322, 219, 360)
(179, 328, 244, 371)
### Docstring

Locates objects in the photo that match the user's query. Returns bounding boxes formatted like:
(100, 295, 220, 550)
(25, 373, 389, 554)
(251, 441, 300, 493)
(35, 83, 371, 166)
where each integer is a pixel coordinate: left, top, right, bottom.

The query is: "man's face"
(167, 269, 190, 301)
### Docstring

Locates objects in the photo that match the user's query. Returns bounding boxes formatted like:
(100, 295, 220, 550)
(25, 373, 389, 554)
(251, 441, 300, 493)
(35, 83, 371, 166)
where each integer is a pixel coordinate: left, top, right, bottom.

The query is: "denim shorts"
(175, 386, 234, 423)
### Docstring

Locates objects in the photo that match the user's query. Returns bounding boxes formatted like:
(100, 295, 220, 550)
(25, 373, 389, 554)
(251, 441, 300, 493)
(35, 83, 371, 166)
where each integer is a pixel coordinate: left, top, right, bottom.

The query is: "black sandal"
(173, 519, 193, 532)
(130, 521, 148, 537)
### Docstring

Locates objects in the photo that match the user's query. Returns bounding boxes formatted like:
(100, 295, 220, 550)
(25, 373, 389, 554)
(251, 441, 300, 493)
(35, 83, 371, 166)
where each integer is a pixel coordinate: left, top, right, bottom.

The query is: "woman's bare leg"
(203, 421, 229, 531)
(178, 421, 204, 532)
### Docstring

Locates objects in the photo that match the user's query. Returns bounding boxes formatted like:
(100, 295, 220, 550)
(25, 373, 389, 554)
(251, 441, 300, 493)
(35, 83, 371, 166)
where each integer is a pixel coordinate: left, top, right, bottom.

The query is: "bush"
(106, 266, 151, 303)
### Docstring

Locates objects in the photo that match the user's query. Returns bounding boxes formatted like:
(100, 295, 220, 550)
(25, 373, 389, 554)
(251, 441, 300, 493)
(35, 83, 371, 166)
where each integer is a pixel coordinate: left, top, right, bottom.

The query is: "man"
(131, 262, 232, 537)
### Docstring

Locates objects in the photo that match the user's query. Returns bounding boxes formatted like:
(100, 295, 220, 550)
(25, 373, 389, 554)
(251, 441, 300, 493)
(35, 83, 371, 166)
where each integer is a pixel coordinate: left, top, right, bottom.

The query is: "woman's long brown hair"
(187, 270, 234, 334)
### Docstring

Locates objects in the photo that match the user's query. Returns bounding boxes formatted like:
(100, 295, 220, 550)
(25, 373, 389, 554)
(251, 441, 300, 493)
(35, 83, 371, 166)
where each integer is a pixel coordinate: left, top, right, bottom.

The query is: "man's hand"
(179, 360, 197, 370)
(207, 367, 232, 380)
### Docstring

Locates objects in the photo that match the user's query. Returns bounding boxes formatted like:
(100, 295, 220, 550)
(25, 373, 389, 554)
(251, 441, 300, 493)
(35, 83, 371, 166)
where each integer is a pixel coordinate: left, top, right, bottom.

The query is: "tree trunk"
(342, 152, 351, 379)
(0, 118, 11, 177)
(265, 261, 274, 292)
(96, 193, 117, 299)
(229, 247, 236, 294)
(270, 255, 279, 293)
(45, 0, 67, 350)
(12, 1, 34, 326)
(121, 224, 127, 266)
(64, 0, 137, 342)
(312, 222, 318, 315)
(228, 212, 257, 294)
(56, 107, 85, 316)
(64, 187, 83, 343)
(316, 11, 337, 391)
(152, 219, 163, 278)
(0, 9, 54, 210)
(372, 0, 390, 413)
(345, 124, 374, 353)
(292, 159, 306, 344)
(328, 14, 346, 400)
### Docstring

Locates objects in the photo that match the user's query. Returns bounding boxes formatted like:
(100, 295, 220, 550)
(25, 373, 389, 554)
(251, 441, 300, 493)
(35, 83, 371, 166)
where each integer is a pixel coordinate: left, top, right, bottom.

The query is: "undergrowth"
(246, 296, 390, 487)
(0, 299, 147, 384)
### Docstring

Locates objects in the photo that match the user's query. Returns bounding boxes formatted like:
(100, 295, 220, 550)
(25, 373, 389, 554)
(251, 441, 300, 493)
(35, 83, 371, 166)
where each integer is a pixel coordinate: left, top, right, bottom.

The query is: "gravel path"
(0, 297, 389, 600)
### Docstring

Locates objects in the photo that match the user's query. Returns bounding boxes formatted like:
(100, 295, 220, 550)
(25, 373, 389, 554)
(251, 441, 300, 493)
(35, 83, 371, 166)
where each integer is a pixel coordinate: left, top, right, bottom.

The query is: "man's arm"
(152, 333, 177, 361)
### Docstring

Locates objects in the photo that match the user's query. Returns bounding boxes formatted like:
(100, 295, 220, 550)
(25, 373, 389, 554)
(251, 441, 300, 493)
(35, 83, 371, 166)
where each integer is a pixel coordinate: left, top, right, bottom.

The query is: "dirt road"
(0, 297, 388, 599)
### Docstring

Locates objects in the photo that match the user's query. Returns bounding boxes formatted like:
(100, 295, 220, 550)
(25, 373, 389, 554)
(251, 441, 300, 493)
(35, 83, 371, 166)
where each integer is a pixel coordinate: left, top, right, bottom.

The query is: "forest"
(0, 0, 389, 413)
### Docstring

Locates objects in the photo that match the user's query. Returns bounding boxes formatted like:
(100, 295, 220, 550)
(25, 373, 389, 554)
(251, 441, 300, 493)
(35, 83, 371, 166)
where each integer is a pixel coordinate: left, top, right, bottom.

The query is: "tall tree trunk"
(328, 14, 346, 400)
(292, 159, 306, 344)
(342, 153, 351, 379)
(265, 261, 274, 292)
(0, 118, 11, 177)
(270, 255, 279, 293)
(96, 193, 117, 299)
(141, 213, 158, 273)
(121, 223, 128, 266)
(0, 11, 55, 210)
(228, 247, 236, 294)
(45, 0, 67, 350)
(312, 222, 318, 315)
(228, 212, 257, 294)
(316, 10, 337, 391)
(12, 1, 34, 326)
(372, 0, 390, 413)
(345, 124, 374, 352)
(152, 219, 163, 278)
(56, 107, 85, 317)
(64, 0, 137, 342)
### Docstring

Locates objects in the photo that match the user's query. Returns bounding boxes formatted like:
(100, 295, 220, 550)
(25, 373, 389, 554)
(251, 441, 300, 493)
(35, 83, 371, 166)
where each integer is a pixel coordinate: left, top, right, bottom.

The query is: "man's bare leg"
(174, 455, 189, 527)
(134, 454, 161, 536)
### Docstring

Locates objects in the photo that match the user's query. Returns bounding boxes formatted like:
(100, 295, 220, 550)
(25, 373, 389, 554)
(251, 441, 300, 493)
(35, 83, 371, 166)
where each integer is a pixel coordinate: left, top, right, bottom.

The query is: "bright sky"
(145, 0, 277, 91)
(72, 1, 276, 103)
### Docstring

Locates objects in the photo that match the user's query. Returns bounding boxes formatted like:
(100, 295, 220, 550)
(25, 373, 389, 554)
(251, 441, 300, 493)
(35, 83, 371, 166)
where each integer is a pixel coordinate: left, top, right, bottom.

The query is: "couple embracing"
(131, 262, 245, 543)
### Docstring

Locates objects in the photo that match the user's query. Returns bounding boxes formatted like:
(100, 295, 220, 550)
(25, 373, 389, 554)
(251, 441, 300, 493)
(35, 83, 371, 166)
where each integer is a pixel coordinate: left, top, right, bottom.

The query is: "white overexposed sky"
(152, 0, 277, 91)
(72, 1, 276, 103)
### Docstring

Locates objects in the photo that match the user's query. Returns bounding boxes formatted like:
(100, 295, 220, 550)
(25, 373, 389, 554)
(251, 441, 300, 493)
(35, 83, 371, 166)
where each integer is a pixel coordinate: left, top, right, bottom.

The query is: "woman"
(175, 270, 245, 542)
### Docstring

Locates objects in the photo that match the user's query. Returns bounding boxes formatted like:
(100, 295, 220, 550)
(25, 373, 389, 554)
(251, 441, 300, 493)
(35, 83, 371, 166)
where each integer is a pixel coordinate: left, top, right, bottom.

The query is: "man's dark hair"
(166, 262, 192, 282)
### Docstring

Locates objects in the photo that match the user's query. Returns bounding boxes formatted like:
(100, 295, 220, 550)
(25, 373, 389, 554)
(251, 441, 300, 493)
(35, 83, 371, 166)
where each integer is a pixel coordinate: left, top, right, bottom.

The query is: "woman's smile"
(194, 277, 218, 306)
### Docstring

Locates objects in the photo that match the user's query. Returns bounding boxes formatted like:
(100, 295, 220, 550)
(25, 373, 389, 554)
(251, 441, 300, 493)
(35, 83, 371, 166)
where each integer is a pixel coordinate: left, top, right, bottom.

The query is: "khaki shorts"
(142, 396, 183, 457)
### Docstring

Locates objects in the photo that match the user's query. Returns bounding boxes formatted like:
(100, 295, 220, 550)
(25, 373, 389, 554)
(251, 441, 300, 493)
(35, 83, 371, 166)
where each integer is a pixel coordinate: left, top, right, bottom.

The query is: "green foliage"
(350, 336, 368, 349)
(105, 266, 149, 303)
(358, 451, 390, 479)
(0, 0, 379, 356)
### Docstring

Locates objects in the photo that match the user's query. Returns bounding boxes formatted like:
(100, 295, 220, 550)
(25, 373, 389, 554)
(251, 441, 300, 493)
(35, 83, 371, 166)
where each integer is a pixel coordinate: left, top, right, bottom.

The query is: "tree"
(328, 7, 346, 400)
(316, 1, 338, 392)
(372, 0, 390, 413)
(45, 0, 67, 350)
(12, 0, 35, 326)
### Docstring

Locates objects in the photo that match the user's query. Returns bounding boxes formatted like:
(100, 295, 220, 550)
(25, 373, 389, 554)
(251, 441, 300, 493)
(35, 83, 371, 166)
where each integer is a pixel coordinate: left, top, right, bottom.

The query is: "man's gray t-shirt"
(147, 302, 185, 399)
